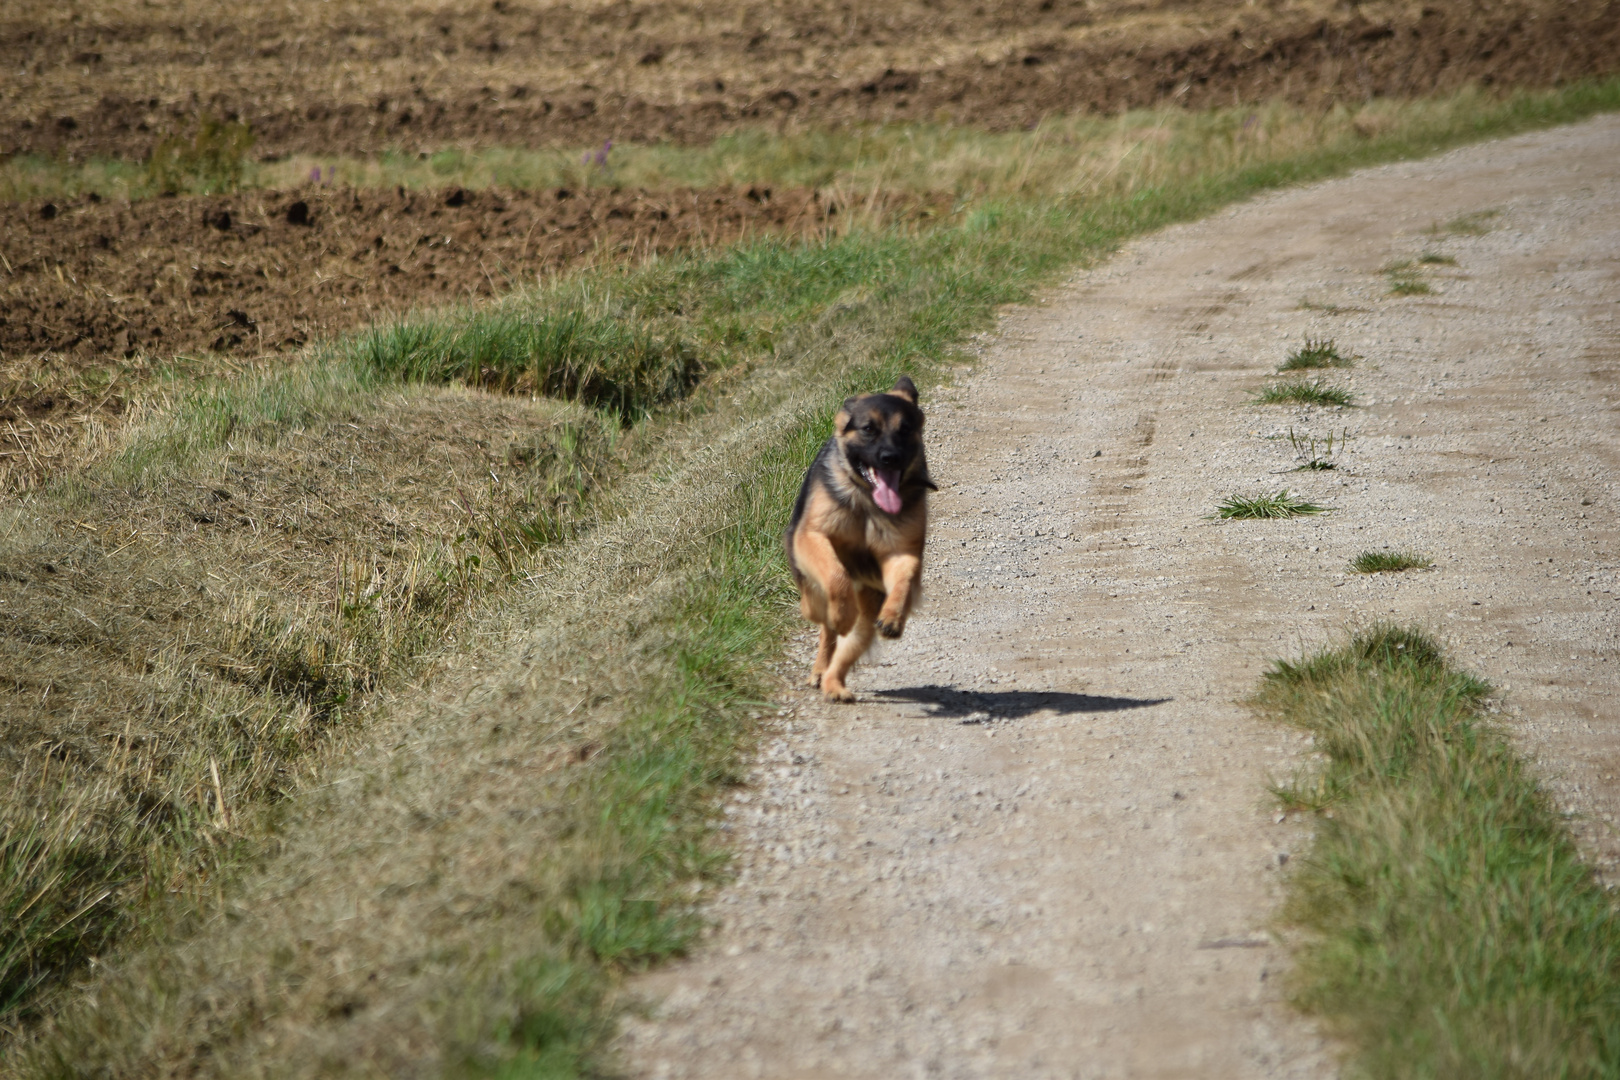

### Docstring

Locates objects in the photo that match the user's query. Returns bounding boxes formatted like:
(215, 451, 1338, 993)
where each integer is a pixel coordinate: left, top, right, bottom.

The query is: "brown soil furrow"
(3, 1, 1617, 162)
(0, 184, 907, 366)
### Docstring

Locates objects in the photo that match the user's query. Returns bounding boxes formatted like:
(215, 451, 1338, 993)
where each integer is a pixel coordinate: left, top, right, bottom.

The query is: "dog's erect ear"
(889, 375, 919, 404)
(835, 400, 856, 433)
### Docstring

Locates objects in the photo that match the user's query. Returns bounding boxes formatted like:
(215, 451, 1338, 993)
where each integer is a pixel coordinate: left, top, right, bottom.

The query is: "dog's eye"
(861, 423, 878, 436)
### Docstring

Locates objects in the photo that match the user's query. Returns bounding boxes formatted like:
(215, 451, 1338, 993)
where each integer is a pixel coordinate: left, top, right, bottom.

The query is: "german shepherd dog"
(786, 376, 935, 701)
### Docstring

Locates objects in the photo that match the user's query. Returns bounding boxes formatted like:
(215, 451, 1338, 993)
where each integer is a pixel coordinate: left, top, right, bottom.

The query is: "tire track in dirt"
(620, 114, 1620, 1078)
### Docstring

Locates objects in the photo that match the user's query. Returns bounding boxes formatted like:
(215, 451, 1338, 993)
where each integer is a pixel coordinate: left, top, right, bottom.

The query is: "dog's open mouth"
(860, 464, 903, 514)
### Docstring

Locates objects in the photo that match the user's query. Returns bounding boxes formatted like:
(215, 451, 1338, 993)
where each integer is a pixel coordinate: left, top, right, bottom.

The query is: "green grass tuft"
(1280, 337, 1354, 371)
(1427, 208, 1500, 237)
(144, 115, 257, 196)
(350, 309, 702, 419)
(1417, 251, 1457, 265)
(1287, 425, 1349, 471)
(1216, 490, 1330, 519)
(1384, 260, 1433, 295)
(1255, 381, 1356, 407)
(1350, 549, 1433, 573)
(1255, 625, 1620, 1078)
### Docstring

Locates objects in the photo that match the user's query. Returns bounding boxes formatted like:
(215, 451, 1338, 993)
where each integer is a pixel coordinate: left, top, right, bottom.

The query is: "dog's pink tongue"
(871, 468, 903, 514)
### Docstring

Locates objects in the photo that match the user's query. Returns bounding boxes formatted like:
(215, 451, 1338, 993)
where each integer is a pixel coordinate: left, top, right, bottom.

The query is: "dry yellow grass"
(0, 382, 621, 1026)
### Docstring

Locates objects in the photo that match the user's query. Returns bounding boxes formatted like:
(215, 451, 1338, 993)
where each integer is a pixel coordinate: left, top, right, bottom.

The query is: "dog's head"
(834, 376, 935, 515)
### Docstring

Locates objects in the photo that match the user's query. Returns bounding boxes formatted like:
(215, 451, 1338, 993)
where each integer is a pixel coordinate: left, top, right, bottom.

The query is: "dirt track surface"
(5, 0, 1618, 162)
(621, 114, 1620, 1077)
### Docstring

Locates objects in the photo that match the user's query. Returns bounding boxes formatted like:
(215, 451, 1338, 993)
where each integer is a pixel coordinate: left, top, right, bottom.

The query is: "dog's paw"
(820, 680, 855, 703)
(875, 617, 905, 639)
(805, 671, 823, 688)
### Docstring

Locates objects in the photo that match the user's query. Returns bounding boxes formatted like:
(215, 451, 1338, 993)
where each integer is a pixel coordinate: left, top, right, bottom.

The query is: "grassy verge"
(7, 77, 1620, 1070)
(1257, 626, 1620, 1078)
(6, 80, 1620, 206)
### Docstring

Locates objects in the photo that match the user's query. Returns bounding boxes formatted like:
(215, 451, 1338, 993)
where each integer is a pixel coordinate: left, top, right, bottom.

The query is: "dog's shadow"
(872, 684, 1169, 722)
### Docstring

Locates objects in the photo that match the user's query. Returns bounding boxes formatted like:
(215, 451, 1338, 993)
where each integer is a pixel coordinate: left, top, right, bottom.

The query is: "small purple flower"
(309, 166, 323, 184)
(584, 140, 614, 172)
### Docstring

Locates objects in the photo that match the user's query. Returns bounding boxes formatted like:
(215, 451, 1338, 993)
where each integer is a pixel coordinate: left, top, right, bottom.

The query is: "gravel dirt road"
(620, 114, 1620, 1079)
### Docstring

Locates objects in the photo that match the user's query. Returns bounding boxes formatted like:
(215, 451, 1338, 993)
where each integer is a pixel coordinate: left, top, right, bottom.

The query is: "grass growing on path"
(1257, 626, 1620, 1079)
(1255, 380, 1356, 407)
(9, 76, 1620, 1072)
(1279, 337, 1355, 371)
(1384, 259, 1434, 295)
(1350, 550, 1433, 573)
(1217, 491, 1330, 519)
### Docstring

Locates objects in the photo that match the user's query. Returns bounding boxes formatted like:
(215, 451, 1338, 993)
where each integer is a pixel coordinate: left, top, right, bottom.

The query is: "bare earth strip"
(622, 115, 1620, 1079)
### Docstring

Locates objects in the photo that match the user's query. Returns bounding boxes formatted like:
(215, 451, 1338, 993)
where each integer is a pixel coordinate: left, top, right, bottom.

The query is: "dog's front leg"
(821, 586, 882, 702)
(874, 553, 922, 639)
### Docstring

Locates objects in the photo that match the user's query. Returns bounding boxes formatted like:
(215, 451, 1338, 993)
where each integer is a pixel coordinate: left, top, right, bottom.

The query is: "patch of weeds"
(1287, 426, 1349, 470)
(1216, 490, 1330, 519)
(1296, 298, 1370, 315)
(479, 958, 607, 1080)
(1350, 549, 1433, 573)
(1427, 208, 1500, 237)
(1253, 625, 1620, 1078)
(351, 309, 702, 419)
(1383, 260, 1432, 296)
(144, 116, 257, 195)
(1255, 380, 1355, 407)
(1279, 337, 1354, 372)
(1417, 251, 1456, 265)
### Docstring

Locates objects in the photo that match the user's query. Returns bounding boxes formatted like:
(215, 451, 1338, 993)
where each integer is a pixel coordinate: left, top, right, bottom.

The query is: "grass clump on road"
(1427, 208, 1501, 237)
(1383, 260, 1433, 296)
(1350, 550, 1433, 573)
(1256, 625, 1620, 1079)
(1216, 491, 1330, 519)
(1287, 426, 1348, 471)
(1255, 380, 1356, 407)
(1279, 337, 1354, 371)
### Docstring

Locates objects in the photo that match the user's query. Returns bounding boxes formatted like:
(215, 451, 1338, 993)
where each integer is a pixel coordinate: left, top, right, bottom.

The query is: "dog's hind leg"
(820, 586, 882, 702)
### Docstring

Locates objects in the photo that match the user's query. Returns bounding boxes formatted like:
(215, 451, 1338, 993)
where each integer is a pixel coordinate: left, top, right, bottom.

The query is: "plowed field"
(3, 0, 1618, 477)
(5, 0, 1618, 162)
(4, 0, 1616, 393)
(0, 183, 927, 362)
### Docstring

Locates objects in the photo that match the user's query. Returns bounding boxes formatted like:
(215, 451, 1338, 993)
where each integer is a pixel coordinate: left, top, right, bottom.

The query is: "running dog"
(785, 376, 935, 701)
